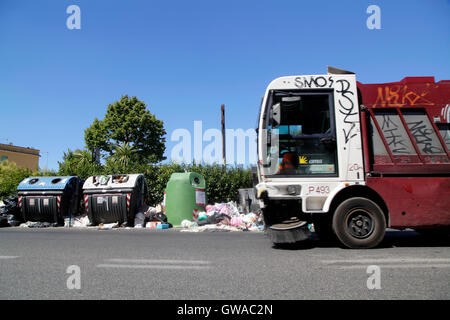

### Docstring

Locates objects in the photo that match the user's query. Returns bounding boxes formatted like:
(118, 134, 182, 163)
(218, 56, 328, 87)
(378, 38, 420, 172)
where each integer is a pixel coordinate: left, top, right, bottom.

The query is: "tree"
(103, 142, 146, 174)
(0, 161, 32, 200)
(0, 161, 57, 200)
(85, 95, 166, 163)
(108, 142, 137, 168)
(58, 149, 102, 180)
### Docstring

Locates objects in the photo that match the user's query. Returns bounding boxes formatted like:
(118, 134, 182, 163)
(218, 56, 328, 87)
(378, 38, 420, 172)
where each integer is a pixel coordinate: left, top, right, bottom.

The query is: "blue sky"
(1, 0, 449, 170)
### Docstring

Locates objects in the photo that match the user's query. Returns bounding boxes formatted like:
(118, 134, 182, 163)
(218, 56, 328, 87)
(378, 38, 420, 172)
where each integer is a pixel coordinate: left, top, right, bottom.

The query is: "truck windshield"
(262, 90, 338, 176)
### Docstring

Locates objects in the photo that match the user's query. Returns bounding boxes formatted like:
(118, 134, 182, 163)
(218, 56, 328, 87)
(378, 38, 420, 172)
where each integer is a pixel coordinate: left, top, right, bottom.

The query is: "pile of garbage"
(2, 196, 264, 233)
(19, 221, 58, 228)
(0, 196, 23, 227)
(180, 202, 264, 232)
(133, 204, 170, 229)
(60, 203, 171, 230)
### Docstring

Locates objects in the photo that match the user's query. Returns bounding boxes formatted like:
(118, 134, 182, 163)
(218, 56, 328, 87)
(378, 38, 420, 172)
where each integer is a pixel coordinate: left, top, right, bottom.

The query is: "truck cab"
(256, 67, 450, 248)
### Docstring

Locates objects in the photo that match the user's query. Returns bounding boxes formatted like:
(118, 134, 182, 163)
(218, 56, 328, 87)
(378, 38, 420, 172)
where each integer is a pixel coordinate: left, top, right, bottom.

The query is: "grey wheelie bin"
(82, 174, 147, 227)
(17, 176, 83, 225)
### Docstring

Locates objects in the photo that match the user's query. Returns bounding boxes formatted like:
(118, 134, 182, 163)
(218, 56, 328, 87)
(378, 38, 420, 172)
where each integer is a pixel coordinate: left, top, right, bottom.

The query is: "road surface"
(0, 227, 449, 300)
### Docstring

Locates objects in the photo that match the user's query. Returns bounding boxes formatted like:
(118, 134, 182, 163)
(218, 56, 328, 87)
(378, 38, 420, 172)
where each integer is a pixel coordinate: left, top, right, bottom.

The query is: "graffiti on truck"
(374, 85, 435, 107)
(406, 119, 444, 155)
(379, 114, 410, 154)
(294, 76, 358, 144)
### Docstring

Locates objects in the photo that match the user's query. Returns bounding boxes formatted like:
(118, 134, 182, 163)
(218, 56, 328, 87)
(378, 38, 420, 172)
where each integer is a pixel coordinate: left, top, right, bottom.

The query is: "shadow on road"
(271, 230, 450, 250)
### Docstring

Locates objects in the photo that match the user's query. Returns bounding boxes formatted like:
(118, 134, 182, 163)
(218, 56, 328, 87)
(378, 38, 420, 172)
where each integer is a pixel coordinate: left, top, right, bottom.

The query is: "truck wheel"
(332, 197, 386, 249)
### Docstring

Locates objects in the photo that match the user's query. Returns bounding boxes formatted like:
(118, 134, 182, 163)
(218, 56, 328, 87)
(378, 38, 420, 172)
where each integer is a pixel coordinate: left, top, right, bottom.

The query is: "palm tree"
(109, 142, 138, 168)
(72, 149, 95, 166)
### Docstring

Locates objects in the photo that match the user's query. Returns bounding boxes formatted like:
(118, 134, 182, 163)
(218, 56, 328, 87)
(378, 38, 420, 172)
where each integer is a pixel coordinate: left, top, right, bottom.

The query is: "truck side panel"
(366, 176, 450, 228)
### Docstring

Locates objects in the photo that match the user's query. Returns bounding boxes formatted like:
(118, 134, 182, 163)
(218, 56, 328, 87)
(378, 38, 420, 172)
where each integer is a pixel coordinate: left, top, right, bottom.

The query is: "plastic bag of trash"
(7, 214, 21, 227)
(242, 213, 257, 225)
(226, 202, 240, 217)
(0, 215, 9, 228)
(134, 212, 145, 228)
(64, 215, 91, 228)
(0, 195, 22, 222)
(20, 221, 56, 228)
(147, 211, 168, 224)
(181, 219, 198, 228)
(98, 222, 119, 230)
(230, 216, 243, 227)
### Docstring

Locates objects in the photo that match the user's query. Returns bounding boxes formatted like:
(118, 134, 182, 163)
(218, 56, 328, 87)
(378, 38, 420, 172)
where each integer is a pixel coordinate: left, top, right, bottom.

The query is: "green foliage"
(0, 161, 57, 200)
(104, 142, 139, 172)
(84, 95, 166, 163)
(142, 163, 253, 206)
(58, 149, 103, 180)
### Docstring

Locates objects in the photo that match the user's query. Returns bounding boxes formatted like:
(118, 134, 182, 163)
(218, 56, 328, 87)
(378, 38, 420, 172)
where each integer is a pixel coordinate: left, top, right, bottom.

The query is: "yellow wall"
(0, 144, 40, 171)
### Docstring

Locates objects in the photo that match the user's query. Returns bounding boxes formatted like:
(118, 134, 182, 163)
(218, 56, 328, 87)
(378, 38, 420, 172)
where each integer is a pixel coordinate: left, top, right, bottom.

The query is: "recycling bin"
(164, 172, 207, 226)
(82, 174, 147, 227)
(17, 176, 83, 224)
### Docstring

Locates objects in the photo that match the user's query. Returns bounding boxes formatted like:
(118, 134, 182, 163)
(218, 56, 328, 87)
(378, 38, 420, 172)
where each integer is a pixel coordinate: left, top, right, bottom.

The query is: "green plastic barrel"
(164, 172, 207, 226)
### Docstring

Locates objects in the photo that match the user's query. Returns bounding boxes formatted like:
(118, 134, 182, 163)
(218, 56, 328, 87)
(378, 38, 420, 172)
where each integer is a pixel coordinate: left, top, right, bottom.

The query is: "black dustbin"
(82, 174, 147, 227)
(17, 176, 83, 225)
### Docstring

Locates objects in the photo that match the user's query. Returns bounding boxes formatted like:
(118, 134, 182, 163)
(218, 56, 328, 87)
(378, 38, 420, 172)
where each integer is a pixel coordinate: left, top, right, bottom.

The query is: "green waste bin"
(164, 172, 207, 226)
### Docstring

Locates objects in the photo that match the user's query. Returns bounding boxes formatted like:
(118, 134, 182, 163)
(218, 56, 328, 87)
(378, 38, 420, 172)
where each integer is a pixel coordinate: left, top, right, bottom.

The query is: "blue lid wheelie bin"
(17, 176, 83, 225)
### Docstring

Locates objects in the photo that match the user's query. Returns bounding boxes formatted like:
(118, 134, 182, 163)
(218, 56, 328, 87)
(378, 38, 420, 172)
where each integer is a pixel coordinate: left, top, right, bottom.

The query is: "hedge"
(0, 160, 253, 205)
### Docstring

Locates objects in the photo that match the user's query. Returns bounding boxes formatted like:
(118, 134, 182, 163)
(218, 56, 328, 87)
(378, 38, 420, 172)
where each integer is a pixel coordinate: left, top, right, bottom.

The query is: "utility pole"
(221, 104, 226, 167)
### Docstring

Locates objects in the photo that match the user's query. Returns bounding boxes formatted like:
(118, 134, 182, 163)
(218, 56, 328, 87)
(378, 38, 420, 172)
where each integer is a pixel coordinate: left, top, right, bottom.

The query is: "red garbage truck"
(256, 67, 450, 248)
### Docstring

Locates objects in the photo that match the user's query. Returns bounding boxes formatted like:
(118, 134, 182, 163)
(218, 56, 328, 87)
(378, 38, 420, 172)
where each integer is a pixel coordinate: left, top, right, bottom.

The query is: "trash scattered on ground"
(133, 203, 172, 229)
(64, 215, 91, 228)
(180, 201, 264, 232)
(2, 196, 264, 233)
(0, 215, 9, 228)
(0, 195, 23, 227)
(98, 222, 119, 230)
(134, 212, 146, 228)
(180, 224, 248, 233)
(20, 221, 58, 228)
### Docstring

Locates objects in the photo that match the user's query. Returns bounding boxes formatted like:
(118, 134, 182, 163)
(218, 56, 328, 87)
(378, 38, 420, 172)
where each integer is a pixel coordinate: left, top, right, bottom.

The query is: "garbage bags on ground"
(19, 221, 58, 228)
(180, 201, 264, 233)
(64, 215, 91, 228)
(0, 195, 24, 227)
(133, 204, 171, 229)
(2, 197, 262, 233)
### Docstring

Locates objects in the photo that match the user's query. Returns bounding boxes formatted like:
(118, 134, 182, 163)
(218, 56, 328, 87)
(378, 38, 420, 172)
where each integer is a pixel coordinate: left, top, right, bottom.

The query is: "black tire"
(332, 197, 386, 249)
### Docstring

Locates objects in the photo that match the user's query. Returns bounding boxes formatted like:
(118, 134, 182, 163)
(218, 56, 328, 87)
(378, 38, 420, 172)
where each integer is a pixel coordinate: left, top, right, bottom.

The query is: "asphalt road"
(0, 227, 449, 300)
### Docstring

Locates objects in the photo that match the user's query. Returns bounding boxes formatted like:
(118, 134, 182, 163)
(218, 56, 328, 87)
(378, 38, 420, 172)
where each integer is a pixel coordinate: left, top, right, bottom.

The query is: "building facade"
(0, 143, 40, 170)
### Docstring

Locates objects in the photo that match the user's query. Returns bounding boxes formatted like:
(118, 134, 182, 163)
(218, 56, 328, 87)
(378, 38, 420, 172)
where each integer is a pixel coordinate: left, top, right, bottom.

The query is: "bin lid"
(168, 172, 206, 189)
(82, 174, 144, 190)
(17, 176, 78, 191)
